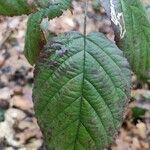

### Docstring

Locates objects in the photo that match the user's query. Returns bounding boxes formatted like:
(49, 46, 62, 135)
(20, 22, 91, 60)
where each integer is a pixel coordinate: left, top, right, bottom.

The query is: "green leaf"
(100, 0, 150, 80)
(92, 0, 101, 11)
(132, 107, 146, 119)
(33, 0, 52, 8)
(33, 32, 131, 149)
(43, 1, 72, 21)
(24, 1, 72, 65)
(0, 0, 32, 16)
(0, 0, 72, 16)
(132, 92, 150, 119)
(24, 11, 46, 65)
(0, 108, 5, 122)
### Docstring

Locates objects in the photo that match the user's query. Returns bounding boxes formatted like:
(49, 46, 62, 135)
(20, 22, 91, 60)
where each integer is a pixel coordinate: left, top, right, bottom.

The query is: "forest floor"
(0, 1, 150, 150)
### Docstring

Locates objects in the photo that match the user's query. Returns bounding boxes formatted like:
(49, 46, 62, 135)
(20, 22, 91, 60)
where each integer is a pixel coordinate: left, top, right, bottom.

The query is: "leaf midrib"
(73, 35, 86, 149)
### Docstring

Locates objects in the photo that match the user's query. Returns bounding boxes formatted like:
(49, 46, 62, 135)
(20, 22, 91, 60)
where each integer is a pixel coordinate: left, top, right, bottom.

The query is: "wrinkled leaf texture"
(33, 32, 131, 150)
(0, 108, 5, 122)
(100, 0, 150, 80)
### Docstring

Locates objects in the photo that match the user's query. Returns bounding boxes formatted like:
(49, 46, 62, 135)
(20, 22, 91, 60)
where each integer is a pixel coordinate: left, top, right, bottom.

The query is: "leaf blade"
(33, 31, 131, 149)
(100, 0, 150, 80)
(24, 11, 46, 65)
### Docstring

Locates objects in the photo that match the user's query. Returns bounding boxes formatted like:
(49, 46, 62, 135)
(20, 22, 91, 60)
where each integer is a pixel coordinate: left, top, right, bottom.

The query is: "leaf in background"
(132, 107, 146, 119)
(34, 0, 51, 8)
(33, 32, 131, 149)
(24, 0, 72, 65)
(0, 108, 5, 122)
(45, 0, 72, 19)
(92, 0, 101, 11)
(100, 0, 150, 80)
(0, 0, 72, 17)
(131, 90, 150, 119)
(0, 0, 32, 16)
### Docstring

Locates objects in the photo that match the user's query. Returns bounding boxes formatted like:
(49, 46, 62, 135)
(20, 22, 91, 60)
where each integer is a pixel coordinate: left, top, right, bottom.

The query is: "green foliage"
(33, 32, 131, 149)
(33, 0, 52, 8)
(0, 108, 5, 122)
(0, 0, 72, 64)
(101, 0, 150, 81)
(0, 0, 72, 16)
(24, 1, 72, 64)
(132, 107, 146, 119)
(1, 0, 145, 149)
(0, 0, 32, 16)
(132, 93, 150, 119)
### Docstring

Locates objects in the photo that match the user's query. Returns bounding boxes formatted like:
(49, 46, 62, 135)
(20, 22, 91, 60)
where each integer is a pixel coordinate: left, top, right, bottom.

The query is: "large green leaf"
(33, 32, 131, 149)
(24, 0, 72, 65)
(100, 0, 150, 80)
